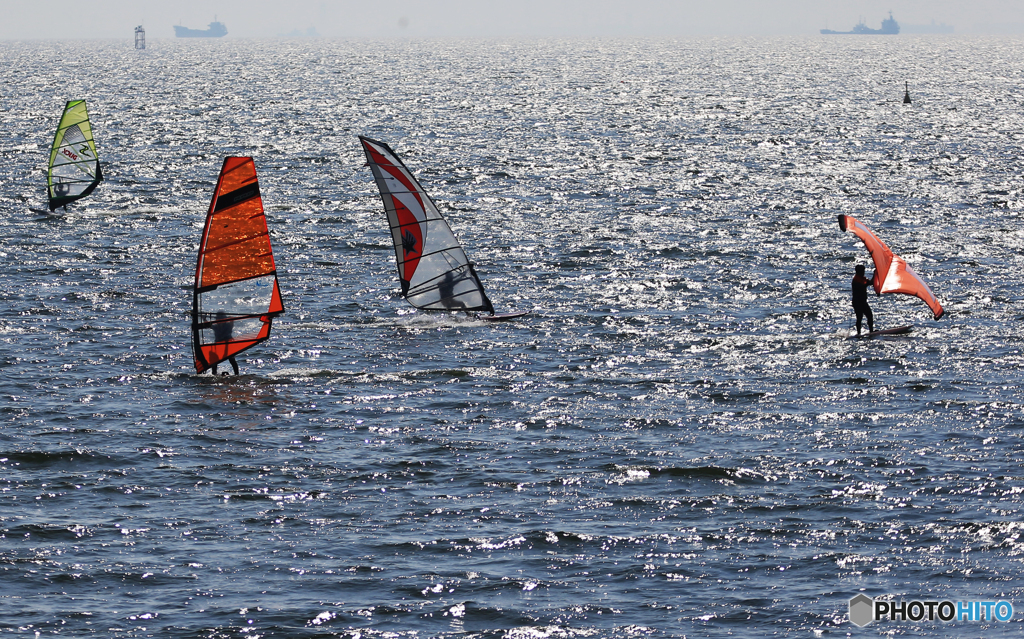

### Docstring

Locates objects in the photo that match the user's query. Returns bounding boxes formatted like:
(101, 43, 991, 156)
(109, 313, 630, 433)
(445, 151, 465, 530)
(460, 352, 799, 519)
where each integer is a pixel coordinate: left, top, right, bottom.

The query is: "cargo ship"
(821, 12, 899, 35)
(174, 21, 228, 38)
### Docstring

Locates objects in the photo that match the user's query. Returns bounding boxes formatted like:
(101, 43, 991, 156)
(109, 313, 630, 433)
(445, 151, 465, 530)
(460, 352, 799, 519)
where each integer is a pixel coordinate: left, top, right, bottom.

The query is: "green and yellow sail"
(47, 100, 103, 211)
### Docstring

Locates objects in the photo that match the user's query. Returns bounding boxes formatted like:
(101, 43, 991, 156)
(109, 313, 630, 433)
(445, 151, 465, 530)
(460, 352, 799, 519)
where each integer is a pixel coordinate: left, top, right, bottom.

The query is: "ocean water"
(1, 35, 1024, 637)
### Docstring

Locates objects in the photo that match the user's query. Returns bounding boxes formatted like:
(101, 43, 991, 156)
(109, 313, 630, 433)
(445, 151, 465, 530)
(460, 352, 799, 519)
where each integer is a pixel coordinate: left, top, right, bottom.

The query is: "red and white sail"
(838, 215, 944, 320)
(359, 136, 494, 313)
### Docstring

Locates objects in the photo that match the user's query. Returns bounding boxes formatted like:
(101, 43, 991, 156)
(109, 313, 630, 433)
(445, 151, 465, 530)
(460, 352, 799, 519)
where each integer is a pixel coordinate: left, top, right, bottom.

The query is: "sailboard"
(838, 214, 944, 321)
(358, 136, 525, 319)
(45, 100, 103, 211)
(191, 157, 284, 374)
(848, 325, 913, 339)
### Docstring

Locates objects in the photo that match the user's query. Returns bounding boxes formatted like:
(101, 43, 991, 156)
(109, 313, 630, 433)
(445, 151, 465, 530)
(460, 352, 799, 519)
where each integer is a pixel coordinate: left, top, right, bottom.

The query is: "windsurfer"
(212, 312, 240, 375)
(438, 270, 468, 310)
(852, 264, 874, 335)
(215, 355, 240, 376)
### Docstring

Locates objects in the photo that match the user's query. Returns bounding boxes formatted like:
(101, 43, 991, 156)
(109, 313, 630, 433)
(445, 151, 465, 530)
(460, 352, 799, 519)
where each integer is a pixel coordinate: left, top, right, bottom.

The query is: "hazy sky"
(2, 0, 1023, 39)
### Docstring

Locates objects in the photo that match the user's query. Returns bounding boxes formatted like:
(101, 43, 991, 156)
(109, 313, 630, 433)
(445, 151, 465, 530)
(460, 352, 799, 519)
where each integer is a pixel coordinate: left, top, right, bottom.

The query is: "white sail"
(359, 136, 494, 313)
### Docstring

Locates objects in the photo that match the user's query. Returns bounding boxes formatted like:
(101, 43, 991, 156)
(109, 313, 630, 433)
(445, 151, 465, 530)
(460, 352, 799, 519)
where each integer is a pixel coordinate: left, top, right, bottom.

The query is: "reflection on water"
(1, 36, 1023, 637)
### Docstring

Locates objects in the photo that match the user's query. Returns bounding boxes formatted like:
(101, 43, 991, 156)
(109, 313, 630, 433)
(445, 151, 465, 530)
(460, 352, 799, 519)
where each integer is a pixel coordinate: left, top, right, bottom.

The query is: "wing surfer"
(852, 264, 874, 336)
(211, 312, 240, 375)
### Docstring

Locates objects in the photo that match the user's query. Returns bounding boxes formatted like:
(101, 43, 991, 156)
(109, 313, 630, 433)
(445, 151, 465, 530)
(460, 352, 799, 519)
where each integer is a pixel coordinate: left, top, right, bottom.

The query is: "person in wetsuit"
(212, 311, 240, 375)
(437, 270, 468, 310)
(852, 264, 874, 336)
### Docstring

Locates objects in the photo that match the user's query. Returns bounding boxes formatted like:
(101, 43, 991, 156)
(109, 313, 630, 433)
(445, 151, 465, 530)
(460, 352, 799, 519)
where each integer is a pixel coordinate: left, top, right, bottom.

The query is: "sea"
(1, 35, 1023, 638)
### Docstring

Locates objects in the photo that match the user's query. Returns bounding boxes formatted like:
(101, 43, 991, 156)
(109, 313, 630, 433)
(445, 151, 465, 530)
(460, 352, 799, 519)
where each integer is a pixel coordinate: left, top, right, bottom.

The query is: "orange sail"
(838, 215, 944, 320)
(191, 157, 284, 373)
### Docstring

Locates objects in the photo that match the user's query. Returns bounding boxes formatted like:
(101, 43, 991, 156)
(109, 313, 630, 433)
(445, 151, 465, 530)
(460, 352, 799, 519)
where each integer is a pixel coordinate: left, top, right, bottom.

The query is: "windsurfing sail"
(191, 157, 284, 374)
(359, 136, 495, 314)
(47, 100, 103, 211)
(838, 214, 944, 320)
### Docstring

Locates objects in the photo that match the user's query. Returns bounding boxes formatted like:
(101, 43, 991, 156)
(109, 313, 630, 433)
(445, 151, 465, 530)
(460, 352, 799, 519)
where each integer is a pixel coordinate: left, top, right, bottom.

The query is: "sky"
(1, 0, 1023, 39)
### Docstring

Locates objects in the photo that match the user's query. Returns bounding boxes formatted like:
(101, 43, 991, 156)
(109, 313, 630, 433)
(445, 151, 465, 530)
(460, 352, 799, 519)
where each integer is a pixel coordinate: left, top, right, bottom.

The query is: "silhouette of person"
(852, 264, 874, 336)
(211, 311, 240, 375)
(437, 270, 468, 310)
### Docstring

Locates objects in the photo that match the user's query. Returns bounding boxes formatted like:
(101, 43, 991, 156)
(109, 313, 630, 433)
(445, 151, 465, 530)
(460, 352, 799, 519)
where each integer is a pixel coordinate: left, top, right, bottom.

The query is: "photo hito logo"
(849, 594, 1015, 627)
(849, 594, 874, 627)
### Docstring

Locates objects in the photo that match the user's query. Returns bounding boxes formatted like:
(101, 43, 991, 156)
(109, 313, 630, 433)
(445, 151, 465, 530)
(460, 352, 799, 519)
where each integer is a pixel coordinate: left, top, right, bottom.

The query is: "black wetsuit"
(437, 271, 468, 310)
(852, 274, 874, 334)
(211, 314, 240, 375)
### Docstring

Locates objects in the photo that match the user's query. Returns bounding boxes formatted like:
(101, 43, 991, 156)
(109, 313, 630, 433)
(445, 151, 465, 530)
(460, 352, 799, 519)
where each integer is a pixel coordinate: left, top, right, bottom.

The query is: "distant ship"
(174, 21, 228, 38)
(821, 12, 899, 35)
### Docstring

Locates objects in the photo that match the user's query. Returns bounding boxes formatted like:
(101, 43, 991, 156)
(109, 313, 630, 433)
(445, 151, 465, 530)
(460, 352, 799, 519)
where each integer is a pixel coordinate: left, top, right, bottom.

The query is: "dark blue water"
(2, 36, 1024, 637)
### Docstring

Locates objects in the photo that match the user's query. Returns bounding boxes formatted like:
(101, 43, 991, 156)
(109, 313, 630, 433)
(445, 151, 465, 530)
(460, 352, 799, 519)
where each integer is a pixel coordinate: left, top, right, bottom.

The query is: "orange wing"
(839, 215, 943, 320)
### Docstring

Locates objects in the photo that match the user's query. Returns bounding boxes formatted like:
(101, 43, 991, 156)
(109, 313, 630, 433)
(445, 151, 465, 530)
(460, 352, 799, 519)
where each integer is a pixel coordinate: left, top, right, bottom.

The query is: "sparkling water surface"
(2, 35, 1024, 637)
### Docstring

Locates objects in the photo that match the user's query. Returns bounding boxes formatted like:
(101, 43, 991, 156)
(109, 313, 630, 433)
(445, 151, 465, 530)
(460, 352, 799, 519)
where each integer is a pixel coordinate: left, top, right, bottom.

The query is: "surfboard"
(850, 325, 913, 339)
(478, 311, 530, 321)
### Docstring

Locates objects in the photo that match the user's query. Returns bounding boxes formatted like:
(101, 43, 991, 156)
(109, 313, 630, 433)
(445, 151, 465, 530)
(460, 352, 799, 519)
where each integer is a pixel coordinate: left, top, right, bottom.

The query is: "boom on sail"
(191, 157, 284, 374)
(838, 214, 944, 320)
